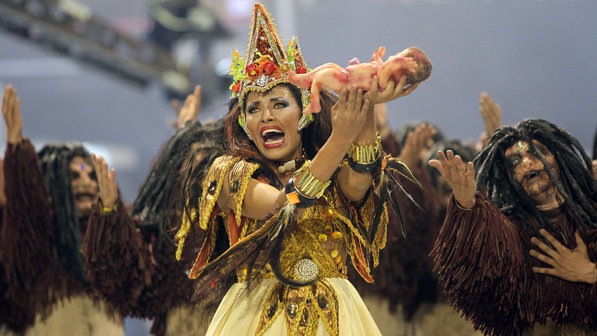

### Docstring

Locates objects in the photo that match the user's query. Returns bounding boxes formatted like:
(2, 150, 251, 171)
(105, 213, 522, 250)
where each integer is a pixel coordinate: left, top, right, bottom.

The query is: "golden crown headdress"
(230, 3, 312, 136)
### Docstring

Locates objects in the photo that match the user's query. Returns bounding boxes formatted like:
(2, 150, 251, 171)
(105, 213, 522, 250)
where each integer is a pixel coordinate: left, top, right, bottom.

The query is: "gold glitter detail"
(229, 160, 261, 232)
(175, 156, 240, 261)
(175, 206, 196, 260)
(256, 280, 338, 336)
(330, 231, 342, 240)
(322, 182, 389, 283)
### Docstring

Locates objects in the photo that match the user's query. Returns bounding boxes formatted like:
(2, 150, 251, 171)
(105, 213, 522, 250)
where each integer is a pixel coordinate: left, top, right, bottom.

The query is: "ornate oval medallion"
(293, 258, 319, 282)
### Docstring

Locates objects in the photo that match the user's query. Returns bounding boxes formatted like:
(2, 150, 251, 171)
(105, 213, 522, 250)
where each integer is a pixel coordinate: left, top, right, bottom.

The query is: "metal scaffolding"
(0, 0, 191, 95)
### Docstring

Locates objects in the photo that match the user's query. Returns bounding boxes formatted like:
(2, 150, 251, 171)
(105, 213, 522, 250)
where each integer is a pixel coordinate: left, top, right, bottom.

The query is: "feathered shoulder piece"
(174, 155, 260, 265)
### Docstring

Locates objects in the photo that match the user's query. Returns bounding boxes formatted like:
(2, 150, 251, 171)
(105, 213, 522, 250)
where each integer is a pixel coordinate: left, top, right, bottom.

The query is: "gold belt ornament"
(294, 258, 319, 282)
(256, 280, 338, 336)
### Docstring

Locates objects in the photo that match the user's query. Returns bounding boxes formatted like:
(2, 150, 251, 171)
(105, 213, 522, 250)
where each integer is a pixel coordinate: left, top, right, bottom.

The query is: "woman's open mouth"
(261, 127, 285, 149)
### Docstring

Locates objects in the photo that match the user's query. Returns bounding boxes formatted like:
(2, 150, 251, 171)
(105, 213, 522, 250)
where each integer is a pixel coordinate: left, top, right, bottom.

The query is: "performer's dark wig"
(475, 118, 597, 231)
(38, 143, 93, 282)
(426, 139, 478, 190)
(132, 120, 226, 243)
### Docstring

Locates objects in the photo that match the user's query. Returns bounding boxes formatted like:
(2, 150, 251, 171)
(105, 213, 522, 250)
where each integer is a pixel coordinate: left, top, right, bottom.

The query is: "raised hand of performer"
(398, 123, 436, 169)
(428, 150, 476, 209)
(2, 85, 23, 144)
(530, 230, 597, 284)
(323, 87, 373, 202)
(330, 87, 371, 144)
(592, 160, 597, 180)
(364, 75, 419, 105)
(91, 154, 118, 210)
(171, 85, 202, 129)
(477, 92, 502, 151)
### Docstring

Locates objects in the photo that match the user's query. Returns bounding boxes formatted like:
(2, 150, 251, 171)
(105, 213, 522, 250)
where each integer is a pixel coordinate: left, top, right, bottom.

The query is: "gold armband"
(348, 133, 382, 164)
(293, 160, 331, 199)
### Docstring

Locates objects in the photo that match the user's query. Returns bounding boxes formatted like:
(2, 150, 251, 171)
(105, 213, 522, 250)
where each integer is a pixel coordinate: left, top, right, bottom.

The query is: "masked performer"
(82, 82, 227, 336)
(171, 4, 426, 336)
(0, 85, 123, 335)
(429, 119, 597, 335)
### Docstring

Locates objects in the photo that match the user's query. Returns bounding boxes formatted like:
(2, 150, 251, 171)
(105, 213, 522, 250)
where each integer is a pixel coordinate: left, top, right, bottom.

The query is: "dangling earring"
(297, 90, 313, 131)
(297, 113, 314, 131)
(238, 113, 253, 140)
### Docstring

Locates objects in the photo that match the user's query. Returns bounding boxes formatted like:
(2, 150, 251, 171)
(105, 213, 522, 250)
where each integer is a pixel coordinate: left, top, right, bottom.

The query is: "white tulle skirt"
(205, 278, 381, 336)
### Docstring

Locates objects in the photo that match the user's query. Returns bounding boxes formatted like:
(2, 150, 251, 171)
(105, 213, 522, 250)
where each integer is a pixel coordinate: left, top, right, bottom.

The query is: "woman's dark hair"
(38, 143, 93, 282)
(132, 120, 226, 242)
(475, 118, 597, 231)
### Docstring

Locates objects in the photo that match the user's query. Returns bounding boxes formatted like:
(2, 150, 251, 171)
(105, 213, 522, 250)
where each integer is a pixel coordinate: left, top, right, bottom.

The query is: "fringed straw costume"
(431, 119, 597, 336)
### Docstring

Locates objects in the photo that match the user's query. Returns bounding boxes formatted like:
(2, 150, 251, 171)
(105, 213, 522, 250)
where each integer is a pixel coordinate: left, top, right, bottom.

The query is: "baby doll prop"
(288, 46, 432, 114)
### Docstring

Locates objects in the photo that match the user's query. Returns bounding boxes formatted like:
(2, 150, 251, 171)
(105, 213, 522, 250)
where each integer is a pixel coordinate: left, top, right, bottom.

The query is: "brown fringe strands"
(431, 192, 597, 335)
(1, 139, 56, 332)
(1, 139, 122, 333)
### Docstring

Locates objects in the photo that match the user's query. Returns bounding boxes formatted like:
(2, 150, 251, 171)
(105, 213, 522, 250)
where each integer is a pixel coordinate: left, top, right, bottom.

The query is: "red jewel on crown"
(232, 83, 240, 93)
(246, 63, 260, 77)
(296, 65, 307, 74)
(262, 61, 276, 75)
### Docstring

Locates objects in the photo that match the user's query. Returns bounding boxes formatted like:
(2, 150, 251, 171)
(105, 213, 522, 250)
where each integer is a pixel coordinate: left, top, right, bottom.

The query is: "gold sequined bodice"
(176, 155, 389, 336)
(236, 204, 349, 283)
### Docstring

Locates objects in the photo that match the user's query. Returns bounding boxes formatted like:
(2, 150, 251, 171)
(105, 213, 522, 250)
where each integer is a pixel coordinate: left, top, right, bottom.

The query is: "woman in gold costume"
(175, 4, 424, 335)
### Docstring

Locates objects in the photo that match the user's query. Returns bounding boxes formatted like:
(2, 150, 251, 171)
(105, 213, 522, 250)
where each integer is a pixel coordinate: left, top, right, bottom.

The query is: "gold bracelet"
(348, 133, 382, 164)
(294, 161, 331, 199)
(100, 203, 117, 214)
